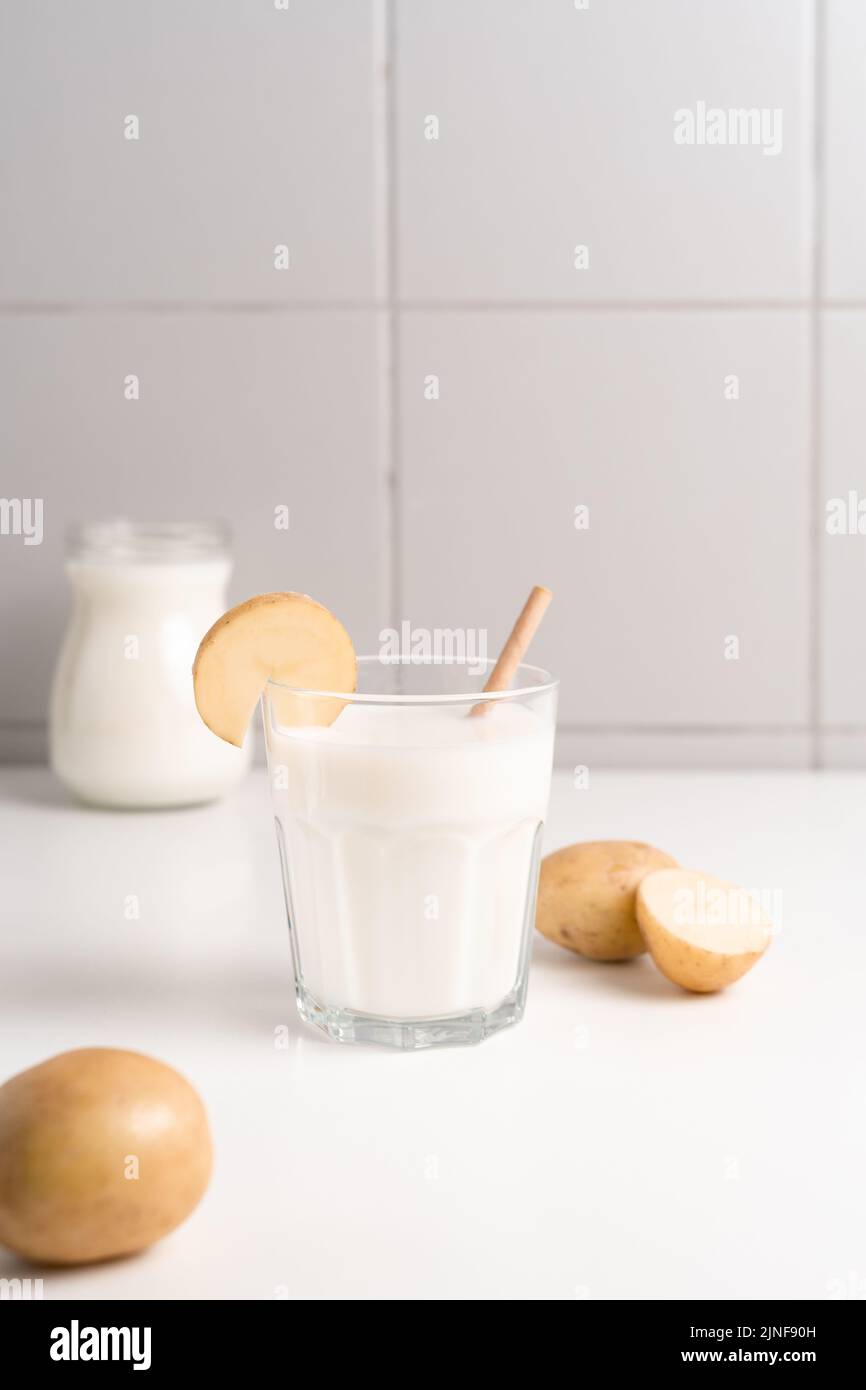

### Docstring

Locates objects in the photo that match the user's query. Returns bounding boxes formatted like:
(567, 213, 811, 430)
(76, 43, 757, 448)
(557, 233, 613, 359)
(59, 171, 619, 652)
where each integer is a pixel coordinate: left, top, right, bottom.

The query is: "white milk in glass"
(268, 697, 555, 1024)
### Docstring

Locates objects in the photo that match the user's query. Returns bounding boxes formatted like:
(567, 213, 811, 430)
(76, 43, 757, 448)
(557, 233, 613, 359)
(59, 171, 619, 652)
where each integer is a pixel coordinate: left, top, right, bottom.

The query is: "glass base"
(295, 981, 527, 1051)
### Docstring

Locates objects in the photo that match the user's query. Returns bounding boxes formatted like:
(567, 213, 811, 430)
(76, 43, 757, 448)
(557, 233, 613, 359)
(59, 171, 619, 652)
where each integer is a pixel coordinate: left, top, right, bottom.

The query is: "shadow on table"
(530, 934, 699, 1001)
(2, 958, 332, 1046)
(0, 773, 222, 816)
(0, 1244, 147, 1284)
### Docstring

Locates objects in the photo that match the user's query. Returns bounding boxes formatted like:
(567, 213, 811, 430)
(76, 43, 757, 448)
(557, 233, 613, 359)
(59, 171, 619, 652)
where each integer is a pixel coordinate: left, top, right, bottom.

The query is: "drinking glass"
(262, 657, 557, 1050)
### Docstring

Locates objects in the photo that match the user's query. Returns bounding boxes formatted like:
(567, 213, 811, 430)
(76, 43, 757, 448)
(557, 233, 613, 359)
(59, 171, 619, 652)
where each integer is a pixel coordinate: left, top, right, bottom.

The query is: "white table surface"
(1, 766, 863, 1301)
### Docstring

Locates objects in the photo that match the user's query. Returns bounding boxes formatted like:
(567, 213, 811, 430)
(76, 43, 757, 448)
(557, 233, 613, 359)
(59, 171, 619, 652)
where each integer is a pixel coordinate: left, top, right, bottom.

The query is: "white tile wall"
(821, 735, 866, 769)
(0, 313, 386, 732)
(398, 312, 811, 728)
(820, 314, 866, 731)
(396, 0, 812, 301)
(0, 1, 862, 767)
(824, 2, 866, 299)
(0, 0, 382, 302)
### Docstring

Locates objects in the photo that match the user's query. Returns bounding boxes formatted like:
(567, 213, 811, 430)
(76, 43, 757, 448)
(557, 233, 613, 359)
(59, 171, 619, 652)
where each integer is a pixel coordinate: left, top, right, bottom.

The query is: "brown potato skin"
(638, 916, 765, 992)
(636, 871, 771, 993)
(0, 1048, 212, 1265)
(535, 840, 678, 961)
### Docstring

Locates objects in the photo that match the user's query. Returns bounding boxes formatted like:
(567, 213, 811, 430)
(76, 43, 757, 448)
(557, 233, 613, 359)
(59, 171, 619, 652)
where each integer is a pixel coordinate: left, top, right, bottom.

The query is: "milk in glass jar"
(50, 520, 250, 808)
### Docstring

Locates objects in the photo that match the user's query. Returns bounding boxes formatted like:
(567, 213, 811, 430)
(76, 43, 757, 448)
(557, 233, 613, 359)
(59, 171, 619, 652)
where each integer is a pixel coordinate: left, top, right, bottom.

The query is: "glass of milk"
(50, 519, 250, 808)
(263, 658, 557, 1049)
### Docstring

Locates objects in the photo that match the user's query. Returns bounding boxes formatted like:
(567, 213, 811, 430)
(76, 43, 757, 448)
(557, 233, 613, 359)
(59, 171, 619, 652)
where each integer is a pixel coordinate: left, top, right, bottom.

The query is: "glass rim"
(67, 518, 231, 563)
(265, 655, 558, 705)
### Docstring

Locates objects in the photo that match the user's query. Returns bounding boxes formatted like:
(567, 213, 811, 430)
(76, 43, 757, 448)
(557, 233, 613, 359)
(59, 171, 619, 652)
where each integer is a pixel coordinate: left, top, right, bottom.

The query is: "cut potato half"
(193, 592, 356, 746)
(636, 868, 772, 993)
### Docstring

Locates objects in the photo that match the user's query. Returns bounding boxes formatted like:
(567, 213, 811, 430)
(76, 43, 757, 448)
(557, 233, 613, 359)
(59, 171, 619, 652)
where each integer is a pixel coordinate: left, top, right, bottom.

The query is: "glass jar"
(50, 520, 250, 808)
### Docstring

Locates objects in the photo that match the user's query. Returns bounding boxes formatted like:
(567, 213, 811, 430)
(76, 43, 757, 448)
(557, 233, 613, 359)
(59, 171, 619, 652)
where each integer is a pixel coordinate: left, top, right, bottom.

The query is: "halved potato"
(636, 868, 772, 993)
(536, 840, 678, 961)
(193, 592, 356, 746)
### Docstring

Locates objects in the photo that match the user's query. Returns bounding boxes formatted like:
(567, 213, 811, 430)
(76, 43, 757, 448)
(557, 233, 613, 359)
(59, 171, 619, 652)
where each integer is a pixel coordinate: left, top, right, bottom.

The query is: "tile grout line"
(384, 0, 402, 631)
(810, 0, 826, 770)
(4, 299, 866, 315)
(556, 725, 817, 737)
(372, 0, 393, 644)
(8, 720, 866, 737)
(4, 717, 866, 734)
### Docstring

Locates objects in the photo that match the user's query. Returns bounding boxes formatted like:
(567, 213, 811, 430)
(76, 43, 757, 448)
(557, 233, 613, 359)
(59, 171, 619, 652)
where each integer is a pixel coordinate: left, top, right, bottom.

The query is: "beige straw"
(470, 585, 552, 716)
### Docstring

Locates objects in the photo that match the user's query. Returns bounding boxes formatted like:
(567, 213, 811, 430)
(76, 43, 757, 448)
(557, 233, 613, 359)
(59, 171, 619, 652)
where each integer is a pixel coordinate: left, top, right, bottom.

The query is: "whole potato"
(0, 1047, 212, 1264)
(536, 840, 678, 960)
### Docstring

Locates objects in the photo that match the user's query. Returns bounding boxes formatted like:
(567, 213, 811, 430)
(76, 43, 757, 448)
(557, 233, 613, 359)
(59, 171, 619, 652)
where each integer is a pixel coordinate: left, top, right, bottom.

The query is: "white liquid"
(51, 560, 250, 808)
(269, 701, 554, 1019)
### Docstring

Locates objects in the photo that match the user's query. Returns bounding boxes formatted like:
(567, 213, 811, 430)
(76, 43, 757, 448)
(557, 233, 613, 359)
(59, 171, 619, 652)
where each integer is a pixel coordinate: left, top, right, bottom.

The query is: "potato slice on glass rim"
(193, 592, 356, 746)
